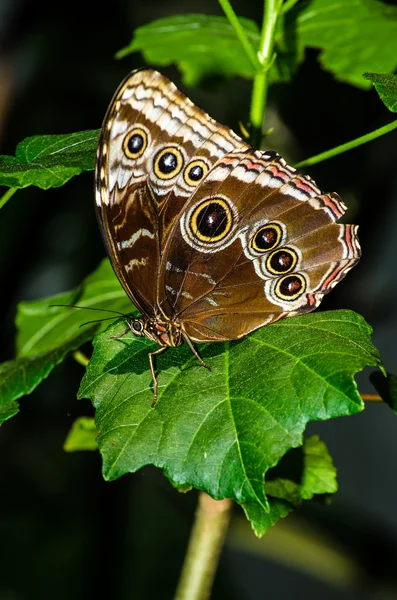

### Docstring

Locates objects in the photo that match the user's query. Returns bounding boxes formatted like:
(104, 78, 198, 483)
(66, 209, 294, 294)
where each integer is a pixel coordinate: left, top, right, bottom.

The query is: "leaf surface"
(0, 130, 99, 189)
(79, 310, 380, 535)
(16, 259, 131, 357)
(363, 72, 397, 112)
(0, 329, 94, 425)
(64, 417, 98, 451)
(116, 15, 260, 86)
(0, 260, 132, 424)
(117, 2, 397, 89)
(297, 0, 397, 89)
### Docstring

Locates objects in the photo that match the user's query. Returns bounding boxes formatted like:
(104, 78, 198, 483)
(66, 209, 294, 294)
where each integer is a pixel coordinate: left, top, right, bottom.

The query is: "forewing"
(95, 69, 247, 317)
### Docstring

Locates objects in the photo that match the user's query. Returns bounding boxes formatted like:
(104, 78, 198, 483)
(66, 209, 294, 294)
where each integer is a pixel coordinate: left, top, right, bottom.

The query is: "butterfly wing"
(95, 69, 247, 318)
(159, 150, 361, 342)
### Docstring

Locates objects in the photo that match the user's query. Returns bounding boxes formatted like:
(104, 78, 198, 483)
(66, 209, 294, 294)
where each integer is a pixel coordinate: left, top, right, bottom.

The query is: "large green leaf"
(78, 310, 380, 535)
(0, 130, 99, 189)
(116, 15, 260, 86)
(0, 259, 132, 424)
(117, 2, 397, 89)
(297, 0, 397, 89)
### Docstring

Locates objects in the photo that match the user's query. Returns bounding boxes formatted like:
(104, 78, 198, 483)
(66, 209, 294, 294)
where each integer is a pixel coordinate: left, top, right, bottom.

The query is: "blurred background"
(1, 0, 397, 598)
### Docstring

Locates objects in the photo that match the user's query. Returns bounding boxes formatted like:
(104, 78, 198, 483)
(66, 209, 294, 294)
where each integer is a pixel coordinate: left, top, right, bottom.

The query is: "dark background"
(1, 0, 397, 598)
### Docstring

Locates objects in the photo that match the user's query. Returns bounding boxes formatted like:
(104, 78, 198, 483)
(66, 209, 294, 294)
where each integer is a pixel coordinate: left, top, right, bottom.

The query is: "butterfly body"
(95, 69, 360, 403)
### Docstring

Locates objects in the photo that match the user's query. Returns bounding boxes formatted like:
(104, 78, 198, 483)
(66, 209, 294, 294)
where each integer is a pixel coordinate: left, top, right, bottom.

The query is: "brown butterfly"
(95, 69, 360, 405)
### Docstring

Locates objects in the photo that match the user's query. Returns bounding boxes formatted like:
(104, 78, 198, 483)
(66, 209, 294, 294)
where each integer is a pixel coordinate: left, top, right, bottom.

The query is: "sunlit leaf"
(64, 417, 98, 451)
(0, 130, 99, 189)
(363, 72, 397, 112)
(0, 260, 133, 425)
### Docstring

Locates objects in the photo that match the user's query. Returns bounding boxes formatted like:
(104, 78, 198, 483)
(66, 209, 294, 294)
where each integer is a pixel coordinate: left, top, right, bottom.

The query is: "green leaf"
(363, 72, 397, 112)
(297, 0, 397, 89)
(249, 434, 338, 532)
(116, 14, 260, 86)
(117, 2, 397, 90)
(0, 130, 99, 189)
(0, 328, 94, 425)
(0, 259, 133, 424)
(64, 417, 98, 451)
(16, 259, 132, 357)
(79, 310, 380, 536)
(300, 434, 337, 500)
(370, 371, 397, 412)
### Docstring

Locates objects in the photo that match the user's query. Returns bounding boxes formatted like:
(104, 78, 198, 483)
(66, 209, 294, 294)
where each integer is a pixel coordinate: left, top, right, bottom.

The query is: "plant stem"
(280, 0, 300, 14)
(174, 492, 233, 600)
(73, 350, 90, 367)
(250, 0, 283, 148)
(361, 393, 382, 402)
(0, 186, 17, 209)
(295, 119, 397, 168)
(218, 0, 260, 71)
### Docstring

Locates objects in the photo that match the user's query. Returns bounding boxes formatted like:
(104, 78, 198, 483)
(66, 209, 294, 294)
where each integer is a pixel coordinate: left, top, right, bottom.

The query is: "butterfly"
(95, 69, 361, 405)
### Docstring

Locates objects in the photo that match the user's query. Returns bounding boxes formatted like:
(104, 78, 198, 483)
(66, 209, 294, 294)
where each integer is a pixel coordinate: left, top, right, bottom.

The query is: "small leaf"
(0, 329, 94, 425)
(16, 259, 132, 358)
(297, 0, 397, 89)
(250, 435, 337, 533)
(79, 310, 380, 536)
(116, 14, 260, 85)
(0, 130, 99, 189)
(0, 260, 133, 425)
(363, 73, 397, 112)
(300, 435, 337, 500)
(64, 417, 98, 451)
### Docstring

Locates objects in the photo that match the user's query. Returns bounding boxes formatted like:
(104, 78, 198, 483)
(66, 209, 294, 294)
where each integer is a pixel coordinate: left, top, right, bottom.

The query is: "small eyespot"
(190, 198, 233, 243)
(183, 160, 209, 186)
(266, 248, 297, 275)
(275, 274, 306, 301)
(252, 224, 282, 252)
(153, 147, 184, 180)
(123, 128, 148, 159)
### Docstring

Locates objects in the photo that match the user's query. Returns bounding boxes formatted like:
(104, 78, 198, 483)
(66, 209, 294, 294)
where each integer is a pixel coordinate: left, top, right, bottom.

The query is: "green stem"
(218, 0, 260, 71)
(0, 186, 17, 209)
(295, 119, 397, 168)
(280, 0, 300, 14)
(73, 350, 90, 367)
(250, 0, 283, 147)
(174, 493, 233, 600)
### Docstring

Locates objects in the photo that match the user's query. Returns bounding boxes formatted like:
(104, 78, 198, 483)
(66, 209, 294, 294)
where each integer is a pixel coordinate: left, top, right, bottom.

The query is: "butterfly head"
(129, 318, 145, 337)
(128, 316, 183, 348)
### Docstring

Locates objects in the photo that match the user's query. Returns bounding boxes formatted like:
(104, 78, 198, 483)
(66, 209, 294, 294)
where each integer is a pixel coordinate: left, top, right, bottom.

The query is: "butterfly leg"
(149, 345, 168, 407)
(182, 332, 212, 372)
(110, 325, 131, 339)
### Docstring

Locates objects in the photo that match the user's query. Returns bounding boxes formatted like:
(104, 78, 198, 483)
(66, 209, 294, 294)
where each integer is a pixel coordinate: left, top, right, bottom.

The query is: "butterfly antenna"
(78, 316, 124, 328)
(49, 303, 129, 318)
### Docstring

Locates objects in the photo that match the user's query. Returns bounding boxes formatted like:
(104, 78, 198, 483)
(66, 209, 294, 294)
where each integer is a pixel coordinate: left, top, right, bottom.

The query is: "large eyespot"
(153, 147, 184, 180)
(275, 274, 306, 301)
(252, 223, 282, 252)
(266, 248, 297, 275)
(183, 160, 209, 187)
(123, 128, 148, 159)
(190, 198, 234, 243)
